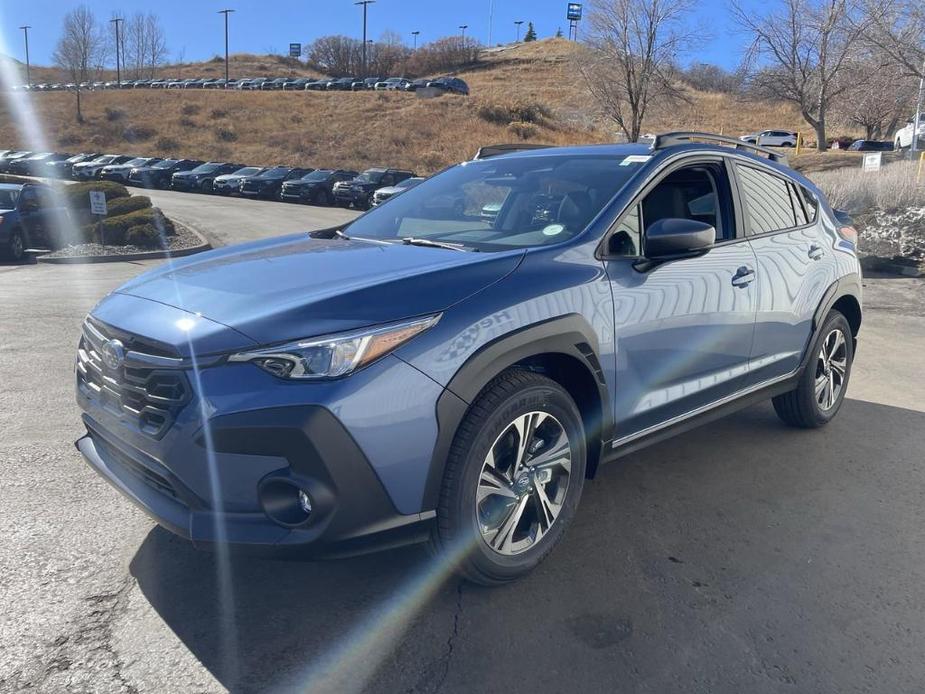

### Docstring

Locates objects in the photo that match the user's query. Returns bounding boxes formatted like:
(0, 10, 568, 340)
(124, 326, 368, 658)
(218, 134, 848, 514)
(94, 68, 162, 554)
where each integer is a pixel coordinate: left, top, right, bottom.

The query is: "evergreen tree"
(555, 27, 563, 38)
(524, 22, 537, 42)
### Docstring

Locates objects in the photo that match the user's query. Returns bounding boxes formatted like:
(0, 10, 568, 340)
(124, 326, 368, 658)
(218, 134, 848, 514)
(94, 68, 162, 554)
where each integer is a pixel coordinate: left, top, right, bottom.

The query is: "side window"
(19, 188, 38, 211)
(609, 204, 641, 256)
(789, 183, 808, 226)
(381, 175, 394, 186)
(736, 165, 797, 234)
(800, 186, 819, 223)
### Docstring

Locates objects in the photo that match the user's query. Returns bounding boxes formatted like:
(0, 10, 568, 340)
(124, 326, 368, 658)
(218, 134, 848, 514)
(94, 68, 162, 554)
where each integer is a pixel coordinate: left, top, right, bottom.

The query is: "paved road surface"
(142, 188, 359, 247)
(1, 199, 924, 693)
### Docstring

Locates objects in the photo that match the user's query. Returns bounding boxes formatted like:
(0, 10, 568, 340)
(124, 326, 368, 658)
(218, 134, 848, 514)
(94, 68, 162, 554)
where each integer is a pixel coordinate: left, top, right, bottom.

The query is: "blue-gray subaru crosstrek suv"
(75, 133, 862, 584)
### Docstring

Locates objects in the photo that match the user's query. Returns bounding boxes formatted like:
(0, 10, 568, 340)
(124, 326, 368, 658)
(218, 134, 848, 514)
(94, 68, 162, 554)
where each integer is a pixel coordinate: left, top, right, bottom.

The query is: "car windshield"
(256, 167, 291, 179)
(151, 159, 179, 169)
(300, 170, 332, 181)
(229, 167, 261, 177)
(123, 158, 149, 166)
(0, 189, 20, 208)
(192, 162, 222, 173)
(66, 154, 88, 162)
(344, 154, 641, 251)
(355, 171, 385, 184)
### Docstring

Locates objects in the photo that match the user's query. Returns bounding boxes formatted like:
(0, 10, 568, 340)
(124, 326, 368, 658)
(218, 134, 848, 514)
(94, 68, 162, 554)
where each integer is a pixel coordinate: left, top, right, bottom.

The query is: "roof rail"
(648, 131, 788, 164)
(472, 143, 553, 160)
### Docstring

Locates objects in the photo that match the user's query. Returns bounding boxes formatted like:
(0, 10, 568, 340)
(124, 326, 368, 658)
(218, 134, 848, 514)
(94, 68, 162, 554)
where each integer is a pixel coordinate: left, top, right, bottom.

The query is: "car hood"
(111, 232, 523, 347)
(0, 208, 14, 215)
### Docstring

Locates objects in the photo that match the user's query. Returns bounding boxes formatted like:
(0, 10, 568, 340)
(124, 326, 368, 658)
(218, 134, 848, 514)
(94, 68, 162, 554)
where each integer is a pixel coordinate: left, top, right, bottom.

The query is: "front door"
(603, 159, 759, 441)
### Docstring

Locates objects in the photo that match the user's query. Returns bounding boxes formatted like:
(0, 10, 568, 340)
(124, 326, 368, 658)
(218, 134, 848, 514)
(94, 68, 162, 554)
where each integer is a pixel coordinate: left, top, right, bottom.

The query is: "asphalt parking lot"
(1, 198, 924, 693)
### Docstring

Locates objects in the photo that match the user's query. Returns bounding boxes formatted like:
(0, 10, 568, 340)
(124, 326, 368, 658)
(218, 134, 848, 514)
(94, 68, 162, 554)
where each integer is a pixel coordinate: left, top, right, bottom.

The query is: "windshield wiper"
(334, 229, 351, 240)
(401, 237, 471, 252)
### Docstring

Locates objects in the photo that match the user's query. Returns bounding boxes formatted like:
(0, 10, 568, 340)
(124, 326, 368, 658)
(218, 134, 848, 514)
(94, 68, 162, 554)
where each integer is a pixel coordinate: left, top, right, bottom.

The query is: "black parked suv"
(239, 167, 313, 199)
(428, 77, 470, 95)
(333, 168, 416, 209)
(279, 169, 359, 205)
(170, 162, 244, 193)
(44, 152, 100, 178)
(128, 159, 203, 189)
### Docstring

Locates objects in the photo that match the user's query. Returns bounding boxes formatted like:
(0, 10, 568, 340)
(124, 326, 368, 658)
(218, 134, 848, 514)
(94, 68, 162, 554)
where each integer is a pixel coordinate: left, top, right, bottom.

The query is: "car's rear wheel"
(200, 179, 213, 194)
(315, 189, 330, 206)
(773, 310, 853, 428)
(432, 369, 586, 585)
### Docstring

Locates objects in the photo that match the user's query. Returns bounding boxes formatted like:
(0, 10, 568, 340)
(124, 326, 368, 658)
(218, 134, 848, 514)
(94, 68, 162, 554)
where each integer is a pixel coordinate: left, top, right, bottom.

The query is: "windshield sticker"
(542, 224, 566, 236)
(620, 155, 652, 166)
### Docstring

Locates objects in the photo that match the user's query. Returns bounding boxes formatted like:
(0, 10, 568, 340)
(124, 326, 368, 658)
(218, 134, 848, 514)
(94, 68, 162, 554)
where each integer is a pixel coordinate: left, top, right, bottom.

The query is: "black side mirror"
(642, 218, 715, 264)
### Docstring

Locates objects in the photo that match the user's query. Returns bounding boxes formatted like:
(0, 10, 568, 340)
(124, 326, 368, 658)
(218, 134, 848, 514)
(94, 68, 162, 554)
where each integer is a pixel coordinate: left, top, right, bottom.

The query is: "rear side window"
(800, 186, 819, 222)
(736, 165, 797, 234)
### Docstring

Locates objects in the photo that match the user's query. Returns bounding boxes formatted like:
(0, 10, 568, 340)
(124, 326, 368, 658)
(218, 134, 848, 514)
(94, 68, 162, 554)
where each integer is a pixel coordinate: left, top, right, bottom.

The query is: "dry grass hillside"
(1, 39, 854, 174)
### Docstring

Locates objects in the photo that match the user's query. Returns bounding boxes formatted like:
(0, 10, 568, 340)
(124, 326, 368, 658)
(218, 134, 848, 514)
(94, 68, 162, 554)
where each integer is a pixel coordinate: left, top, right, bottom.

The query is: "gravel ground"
(39, 223, 205, 259)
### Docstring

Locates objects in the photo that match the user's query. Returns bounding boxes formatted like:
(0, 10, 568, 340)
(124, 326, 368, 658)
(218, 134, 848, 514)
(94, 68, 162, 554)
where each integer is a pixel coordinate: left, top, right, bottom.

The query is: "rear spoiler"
(472, 143, 553, 160)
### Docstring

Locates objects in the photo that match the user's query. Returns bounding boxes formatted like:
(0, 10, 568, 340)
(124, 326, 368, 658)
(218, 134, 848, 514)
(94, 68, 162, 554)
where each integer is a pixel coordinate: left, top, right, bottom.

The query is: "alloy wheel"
(815, 328, 848, 411)
(9, 233, 24, 261)
(476, 411, 572, 556)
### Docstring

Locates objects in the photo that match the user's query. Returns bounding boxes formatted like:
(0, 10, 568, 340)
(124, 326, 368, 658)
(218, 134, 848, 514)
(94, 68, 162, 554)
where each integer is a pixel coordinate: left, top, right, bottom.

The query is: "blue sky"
(0, 0, 753, 69)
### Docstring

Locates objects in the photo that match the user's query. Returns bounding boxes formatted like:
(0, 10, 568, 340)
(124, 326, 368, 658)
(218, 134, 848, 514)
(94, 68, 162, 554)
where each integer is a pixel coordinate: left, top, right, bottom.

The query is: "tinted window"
(191, 163, 221, 173)
(800, 186, 819, 222)
(302, 170, 333, 181)
(0, 189, 20, 208)
(737, 165, 796, 234)
(229, 167, 261, 177)
(789, 183, 808, 225)
(257, 167, 290, 179)
(638, 163, 734, 243)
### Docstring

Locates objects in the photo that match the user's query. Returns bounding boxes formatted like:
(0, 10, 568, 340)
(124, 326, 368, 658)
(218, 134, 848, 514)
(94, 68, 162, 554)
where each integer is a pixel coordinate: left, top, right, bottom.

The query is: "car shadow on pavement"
(130, 398, 925, 694)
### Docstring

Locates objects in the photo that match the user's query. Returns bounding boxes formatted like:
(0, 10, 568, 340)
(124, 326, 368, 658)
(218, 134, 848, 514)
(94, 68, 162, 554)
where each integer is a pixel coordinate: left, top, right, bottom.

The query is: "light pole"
(109, 17, 123, 85)
(218, 9, 234, 87)
(411, 30, 420, 50)
(355, 1, 375, 79)
(19, 26, 31, 87)
(911, 58, 925, 155)
(488, 0, 494, 46)
(514, 20, 524, 42)
(459, 24, 468, 39)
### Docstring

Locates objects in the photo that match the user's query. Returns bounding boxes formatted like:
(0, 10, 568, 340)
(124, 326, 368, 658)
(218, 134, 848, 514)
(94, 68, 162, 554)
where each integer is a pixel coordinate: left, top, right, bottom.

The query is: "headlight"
(228, 314, 440, 380)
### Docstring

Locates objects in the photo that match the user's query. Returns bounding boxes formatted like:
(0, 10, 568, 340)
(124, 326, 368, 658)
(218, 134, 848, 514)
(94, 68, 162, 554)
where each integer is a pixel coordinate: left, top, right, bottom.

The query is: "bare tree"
(858, 0, 925, 79)
(833, 54, 917, 137)
(122, 13, 168, 79)
(577, 0, 695, 142)
(52, 5, 107, 82)
(734, 0, 868, 151)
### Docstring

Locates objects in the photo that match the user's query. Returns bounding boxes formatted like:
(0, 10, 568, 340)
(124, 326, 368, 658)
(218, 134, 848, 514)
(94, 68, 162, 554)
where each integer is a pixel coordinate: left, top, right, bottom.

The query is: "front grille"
(94, 432, 180, 500)
(77, 320, 191, 439)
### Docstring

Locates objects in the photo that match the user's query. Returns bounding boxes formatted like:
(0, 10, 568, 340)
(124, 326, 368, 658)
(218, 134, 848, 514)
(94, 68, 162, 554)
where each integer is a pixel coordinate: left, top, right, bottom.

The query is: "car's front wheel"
(433, 369, 586, 585)
(3, 229, 26, 262)
(773, 310, 854, 428)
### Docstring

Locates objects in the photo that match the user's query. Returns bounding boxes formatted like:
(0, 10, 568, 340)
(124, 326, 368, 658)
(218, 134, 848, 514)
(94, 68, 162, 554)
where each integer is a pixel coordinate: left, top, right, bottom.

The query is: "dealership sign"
(567, 2, 583, 20)
(289, 43, 302, 58)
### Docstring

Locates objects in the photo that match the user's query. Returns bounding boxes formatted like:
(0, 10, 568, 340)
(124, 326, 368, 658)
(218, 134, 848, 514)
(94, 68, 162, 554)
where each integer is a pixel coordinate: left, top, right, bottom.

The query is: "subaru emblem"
(101, 338, 125, 370)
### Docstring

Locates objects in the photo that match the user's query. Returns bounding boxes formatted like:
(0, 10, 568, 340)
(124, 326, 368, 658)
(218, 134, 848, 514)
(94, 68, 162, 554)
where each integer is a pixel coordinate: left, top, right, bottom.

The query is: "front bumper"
(76, 404, 436, 557)
(334, 188, 372, 207)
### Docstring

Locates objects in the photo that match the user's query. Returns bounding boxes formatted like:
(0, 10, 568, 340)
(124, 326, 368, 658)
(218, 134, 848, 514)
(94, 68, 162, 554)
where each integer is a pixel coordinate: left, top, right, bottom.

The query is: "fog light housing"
(298, 489, 313, 515)
(259, 479, 315, 527)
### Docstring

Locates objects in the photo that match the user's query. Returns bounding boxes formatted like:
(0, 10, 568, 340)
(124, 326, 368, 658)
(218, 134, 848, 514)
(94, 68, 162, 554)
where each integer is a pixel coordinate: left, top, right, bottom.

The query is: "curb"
(36, 224, 212, 265)
(860, 256, 924, 278)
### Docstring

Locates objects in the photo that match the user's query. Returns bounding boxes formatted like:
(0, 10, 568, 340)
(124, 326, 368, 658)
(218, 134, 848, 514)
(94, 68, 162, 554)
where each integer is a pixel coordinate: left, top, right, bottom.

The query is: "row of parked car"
(0, 149, 424, 210)
(11, 75, 471, 95)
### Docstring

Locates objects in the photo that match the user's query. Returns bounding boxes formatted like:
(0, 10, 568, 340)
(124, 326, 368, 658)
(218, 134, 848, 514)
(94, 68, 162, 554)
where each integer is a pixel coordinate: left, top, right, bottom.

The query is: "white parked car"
(374, 77, 411, 91)
(739, 130, 798, 147)
(894, 118, 925, 149)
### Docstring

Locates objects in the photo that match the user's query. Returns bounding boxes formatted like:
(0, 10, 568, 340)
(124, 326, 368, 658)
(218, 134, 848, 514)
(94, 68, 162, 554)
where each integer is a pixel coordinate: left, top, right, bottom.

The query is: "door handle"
(808, 244, 824, 260)
(731, 266, 755, 288)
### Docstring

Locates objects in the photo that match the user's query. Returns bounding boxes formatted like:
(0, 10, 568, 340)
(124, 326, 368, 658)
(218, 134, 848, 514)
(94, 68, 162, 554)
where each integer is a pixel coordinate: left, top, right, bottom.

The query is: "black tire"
(200, 179, 214, 194)
(3, 229, 26, 262)
(315, 189, 330, 206)
(432, 369, 587, 585)
(773, 310, 853, 428)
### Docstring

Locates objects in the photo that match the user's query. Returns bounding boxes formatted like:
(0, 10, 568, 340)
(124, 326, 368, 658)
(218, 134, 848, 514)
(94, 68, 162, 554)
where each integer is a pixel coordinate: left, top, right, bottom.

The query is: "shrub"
(507, 121, 538, 140)
(106, 195, 152, 217)
(156, 136, 181, 150)
(181, 103, 201, 116)
(98, 207, 175, 245)
(61, 181, 130, 209)
(477, 99, 551, 126)
(122, 125, 155, 142)
(105, 107, 126, 122)
(178, 117, 197, 129)
(126, 223, 167, 248)
(215, 127, 237, 142)
(210, 108, 228, 119)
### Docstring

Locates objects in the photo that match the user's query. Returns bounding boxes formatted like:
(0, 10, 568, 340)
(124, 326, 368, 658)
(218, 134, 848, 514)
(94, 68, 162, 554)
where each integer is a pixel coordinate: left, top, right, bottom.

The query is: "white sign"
(89, 190, 107, 216)
(862, 152, 882, 172)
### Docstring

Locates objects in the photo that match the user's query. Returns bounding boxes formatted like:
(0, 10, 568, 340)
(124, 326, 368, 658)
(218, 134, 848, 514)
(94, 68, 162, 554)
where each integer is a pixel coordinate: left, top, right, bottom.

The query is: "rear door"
(734, 162, 838, 386)
(603, 156, 759, 439)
